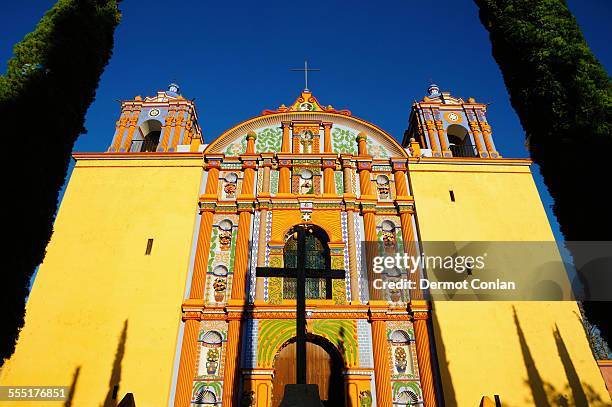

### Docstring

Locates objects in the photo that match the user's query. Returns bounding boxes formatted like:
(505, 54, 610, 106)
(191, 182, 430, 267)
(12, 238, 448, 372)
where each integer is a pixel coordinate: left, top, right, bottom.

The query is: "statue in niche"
(300, 130, 314, 153)
(299, 169, 314, 194)
(359, 390, 372, 407)
(219, 230, 232, 250)
(394, 346, 408, 373)
(223, 172, 238, 198)
(376, 174, 391, 199)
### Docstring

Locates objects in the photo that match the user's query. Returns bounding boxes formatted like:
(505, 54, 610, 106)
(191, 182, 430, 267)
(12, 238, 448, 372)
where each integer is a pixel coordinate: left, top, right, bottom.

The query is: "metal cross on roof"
(290, 60, 320, 92)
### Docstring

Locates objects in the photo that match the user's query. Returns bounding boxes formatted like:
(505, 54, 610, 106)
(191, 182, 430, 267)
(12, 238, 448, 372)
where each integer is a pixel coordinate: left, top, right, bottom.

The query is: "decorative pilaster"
(371, 314, 392, 406)
(277, 159, 291, 195)
(435, 120, 451, 157)
(412, 308, 438, 407)
(120, 104, 142, 151)
(110, 108, 129, 152)
(322, 158, 336, 196)
(222, 314, 242, 406)
(424, 120, 440, 156)
(174, 314, 201, 407)
(392, 160, 409, 197)
(174, 157, 222, 407)
(159, 105, 176, 151)
(222, 156, 256, 405)
(480, 123, 499, 158)
(468, 121, 487, 157)
(281, 121, 291, 152)
(322, 122, 333, 153)
(342, 156, 360, 303)
(171, 106, 186, 149)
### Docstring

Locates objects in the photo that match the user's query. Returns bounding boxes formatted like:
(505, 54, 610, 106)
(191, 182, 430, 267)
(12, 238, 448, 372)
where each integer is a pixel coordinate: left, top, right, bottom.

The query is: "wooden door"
(271, 341, 345, 407)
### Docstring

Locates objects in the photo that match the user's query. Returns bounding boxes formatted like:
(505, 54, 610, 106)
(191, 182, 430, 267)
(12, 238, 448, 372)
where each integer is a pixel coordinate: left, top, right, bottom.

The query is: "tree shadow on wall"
(513, 307, 607, 406)
(101, 320, 128, 407)
(63, 366, 80, 407)
(431, 311, 457, 406)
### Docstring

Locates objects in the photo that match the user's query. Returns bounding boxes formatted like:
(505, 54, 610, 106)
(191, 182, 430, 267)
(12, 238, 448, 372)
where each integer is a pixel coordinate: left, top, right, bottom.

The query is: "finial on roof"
(427, 83, 440, 97)
(167, 83, 180, 95)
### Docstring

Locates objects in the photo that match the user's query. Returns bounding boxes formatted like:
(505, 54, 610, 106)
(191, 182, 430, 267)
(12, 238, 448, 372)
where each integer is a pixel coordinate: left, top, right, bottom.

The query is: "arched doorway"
(271, 337, 345, 407)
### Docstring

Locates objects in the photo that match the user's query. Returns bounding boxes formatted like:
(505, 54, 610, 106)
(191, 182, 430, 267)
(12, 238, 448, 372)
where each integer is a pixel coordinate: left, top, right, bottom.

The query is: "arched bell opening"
(131, 119, 162, 152)
(447, 124, 477, 157)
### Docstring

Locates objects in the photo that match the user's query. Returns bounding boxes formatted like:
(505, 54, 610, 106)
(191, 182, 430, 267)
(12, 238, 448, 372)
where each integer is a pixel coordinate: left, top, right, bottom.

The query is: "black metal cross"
(256, 225, 345, 384)
(290, 61, 320, 92)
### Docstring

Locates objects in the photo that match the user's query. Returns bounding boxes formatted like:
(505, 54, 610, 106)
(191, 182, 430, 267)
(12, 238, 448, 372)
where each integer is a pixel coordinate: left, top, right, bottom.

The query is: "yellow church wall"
(409, 161, 611, 406)
(0, 156, 203, 406)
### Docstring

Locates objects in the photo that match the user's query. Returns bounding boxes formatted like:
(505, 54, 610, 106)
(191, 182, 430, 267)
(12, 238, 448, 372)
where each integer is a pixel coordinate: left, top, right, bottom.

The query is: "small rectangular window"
(112, 385, 119, 400)
(145, 238, 154, 255)
(449, 190, 455, 202)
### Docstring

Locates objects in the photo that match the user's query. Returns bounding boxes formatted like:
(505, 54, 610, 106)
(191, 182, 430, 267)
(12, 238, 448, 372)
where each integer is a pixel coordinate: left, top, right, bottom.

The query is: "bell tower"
(403, 84, 500, 158)
(108, 83, 203, 153)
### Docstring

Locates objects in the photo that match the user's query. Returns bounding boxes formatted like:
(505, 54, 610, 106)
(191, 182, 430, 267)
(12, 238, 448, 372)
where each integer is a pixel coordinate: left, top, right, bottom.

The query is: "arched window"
(283, 226, 331, 299)
(133, 119, 162, 152)
(447, 124, 476, 157)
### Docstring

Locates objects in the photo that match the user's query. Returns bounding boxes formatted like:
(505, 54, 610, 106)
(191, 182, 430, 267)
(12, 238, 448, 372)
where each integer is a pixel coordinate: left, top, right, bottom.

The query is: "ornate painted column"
(322, 157, 336, 196)
(222, 137, 257, 405)
(371, 310, 393, 406)
(480, 123, 499, 158)
(171, 105, 186, 150)
(435, 119, 451, 157)
(394, 186, 438, 407)
(468, 120, 486, 157)
(277, 158, 291, 195)
(322, 121, 333, 153)
(159, 105, 177, 151)
(120, 103, 142, 151)
(341, 155, 360, 303)
(109, 108, 129, 152)
(174, 155, 222, 407)
(413, 307, 438, 407)
(278, 121, 292, 195)
(424, 120, 440, 157)
(255, 154, 273, 301)
(281, 121, 291, 152)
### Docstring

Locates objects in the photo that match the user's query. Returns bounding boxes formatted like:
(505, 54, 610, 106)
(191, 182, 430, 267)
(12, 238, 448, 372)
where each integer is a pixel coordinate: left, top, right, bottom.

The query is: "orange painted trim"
(408, 169, 531, 175)
(409, 157, 531, 165)
(73, 152, 203, 159)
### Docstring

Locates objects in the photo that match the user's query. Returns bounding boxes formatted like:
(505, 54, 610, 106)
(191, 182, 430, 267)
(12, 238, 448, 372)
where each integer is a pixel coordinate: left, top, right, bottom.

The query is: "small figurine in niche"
(223, 173, 238, 198)
(206, 348, 220, 375)
(213, 278, 226, 302)
(299, 169, 314, 194)
(394, 346, 408, 373)
(219, 230, 232, 250)
(382, 231, 396, 248)
(376, 174, 391, 199)
(359, 390, 372, 407)
(224, 182, 237, 198)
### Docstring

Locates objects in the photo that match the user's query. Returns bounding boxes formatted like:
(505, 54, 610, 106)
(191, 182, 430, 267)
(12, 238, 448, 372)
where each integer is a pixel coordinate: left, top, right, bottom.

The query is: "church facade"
(1, 84, 609, 406)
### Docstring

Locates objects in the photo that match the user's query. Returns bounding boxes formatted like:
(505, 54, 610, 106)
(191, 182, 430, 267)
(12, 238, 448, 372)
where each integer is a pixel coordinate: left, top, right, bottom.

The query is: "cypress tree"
(474, 0, 612, 344)
(0, 0, 121, 363)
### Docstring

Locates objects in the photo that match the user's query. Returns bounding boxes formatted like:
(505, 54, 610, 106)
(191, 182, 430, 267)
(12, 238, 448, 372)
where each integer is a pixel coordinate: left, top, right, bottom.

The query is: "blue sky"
(1, 1, 611, 242)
